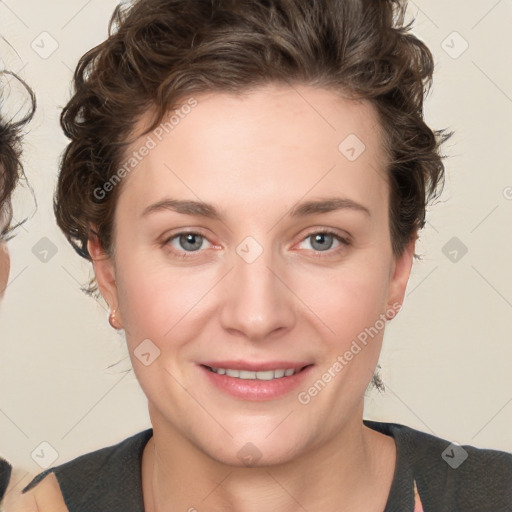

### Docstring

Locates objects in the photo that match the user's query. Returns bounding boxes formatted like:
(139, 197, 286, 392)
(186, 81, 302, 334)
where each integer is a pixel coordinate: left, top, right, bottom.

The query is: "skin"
(17, 84, 416, 512)
(0, 205, 11, 298)
(0, 241, 9, 299)
(1, 216, 20, 511)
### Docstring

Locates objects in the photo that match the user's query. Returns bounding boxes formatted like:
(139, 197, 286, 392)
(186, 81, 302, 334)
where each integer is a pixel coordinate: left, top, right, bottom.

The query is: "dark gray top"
(23, 421, 512, 511)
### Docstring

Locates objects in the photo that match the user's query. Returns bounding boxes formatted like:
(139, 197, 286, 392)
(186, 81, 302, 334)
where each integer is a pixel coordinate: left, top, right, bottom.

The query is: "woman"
(0, 70, 35, 507)
(15, 0, 512, 511)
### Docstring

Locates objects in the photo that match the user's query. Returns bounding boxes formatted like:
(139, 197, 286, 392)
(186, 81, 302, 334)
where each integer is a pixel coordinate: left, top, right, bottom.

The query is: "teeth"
(254, 370, 275, 381)
(239, 370, 256, 379)
(209, 367, 299, 380)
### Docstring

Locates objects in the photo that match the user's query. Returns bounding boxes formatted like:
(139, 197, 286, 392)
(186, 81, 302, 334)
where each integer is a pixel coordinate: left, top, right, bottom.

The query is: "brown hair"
(0, 71, 36, 237)
(56, 0, 452, 261)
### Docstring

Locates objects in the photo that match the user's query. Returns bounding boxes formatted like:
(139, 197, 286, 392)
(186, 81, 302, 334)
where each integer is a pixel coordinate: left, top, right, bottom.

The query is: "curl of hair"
(0, 71, 36, 234)
(56, 0, 452, 265)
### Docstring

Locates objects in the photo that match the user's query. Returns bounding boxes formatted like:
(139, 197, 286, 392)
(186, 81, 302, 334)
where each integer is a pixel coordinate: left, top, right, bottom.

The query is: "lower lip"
(199, 364, 314, 401)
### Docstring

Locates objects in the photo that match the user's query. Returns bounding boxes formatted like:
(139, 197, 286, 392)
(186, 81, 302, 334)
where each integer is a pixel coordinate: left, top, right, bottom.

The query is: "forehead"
(118, 85, 389, 216)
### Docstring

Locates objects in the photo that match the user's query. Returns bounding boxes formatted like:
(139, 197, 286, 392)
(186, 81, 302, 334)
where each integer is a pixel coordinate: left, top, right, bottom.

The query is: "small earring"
(108, 308, 122, 330)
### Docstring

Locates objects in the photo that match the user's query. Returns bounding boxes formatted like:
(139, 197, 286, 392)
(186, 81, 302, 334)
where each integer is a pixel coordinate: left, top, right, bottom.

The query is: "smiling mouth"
(203, 365, 311, 380)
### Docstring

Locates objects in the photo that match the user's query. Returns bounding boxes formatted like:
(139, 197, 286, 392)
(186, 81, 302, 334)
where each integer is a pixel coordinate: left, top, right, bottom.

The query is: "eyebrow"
(141, 197, 371, 221)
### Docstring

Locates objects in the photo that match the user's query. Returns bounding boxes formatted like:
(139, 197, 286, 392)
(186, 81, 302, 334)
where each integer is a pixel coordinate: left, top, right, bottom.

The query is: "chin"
(189, 419, 312, 469)
(206, 439, 301, 469)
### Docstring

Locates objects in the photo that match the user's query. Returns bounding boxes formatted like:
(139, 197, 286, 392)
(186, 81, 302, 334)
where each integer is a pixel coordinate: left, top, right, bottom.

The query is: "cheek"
(117, 255, 391, 353)
(307, 258, 392, 335)
(116, 254, 215, 345)
(0, 244, 10, 297)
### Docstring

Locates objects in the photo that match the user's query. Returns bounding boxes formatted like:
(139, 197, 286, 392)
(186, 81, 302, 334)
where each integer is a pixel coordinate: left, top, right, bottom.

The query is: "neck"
(142, 407, 396, 512)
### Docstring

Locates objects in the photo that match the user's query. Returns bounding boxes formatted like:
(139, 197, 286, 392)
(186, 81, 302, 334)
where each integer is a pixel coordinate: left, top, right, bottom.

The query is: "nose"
(218, 238, 296, 342)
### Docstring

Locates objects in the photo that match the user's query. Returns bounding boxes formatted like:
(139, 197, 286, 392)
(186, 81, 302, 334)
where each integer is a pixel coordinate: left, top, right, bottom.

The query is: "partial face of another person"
(91, 84, 414, 466)
(0, 213, 11, 299)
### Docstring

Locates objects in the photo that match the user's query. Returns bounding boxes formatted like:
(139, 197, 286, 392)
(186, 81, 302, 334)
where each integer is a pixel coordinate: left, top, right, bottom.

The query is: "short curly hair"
(0, 71, 36, 237)
(55, 0, 452, 262)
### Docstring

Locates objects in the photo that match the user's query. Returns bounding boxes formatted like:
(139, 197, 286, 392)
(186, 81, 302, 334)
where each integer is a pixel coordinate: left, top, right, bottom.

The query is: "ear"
(386, 233, 416, 314)
(87, 231, 123, 326)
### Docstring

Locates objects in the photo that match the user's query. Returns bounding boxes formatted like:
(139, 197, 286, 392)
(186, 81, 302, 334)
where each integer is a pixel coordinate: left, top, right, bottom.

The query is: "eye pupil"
(170, 231, 343, 256)
(311, 233, 333, 251)
(179, 233, 203, 251)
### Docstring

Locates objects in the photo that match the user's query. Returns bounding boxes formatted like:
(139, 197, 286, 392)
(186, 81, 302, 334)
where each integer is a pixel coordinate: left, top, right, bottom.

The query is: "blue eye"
(299, 230, 350, 254)
(163, 229, 350, 259)
(168, 232, 208, 253)
(309, 233, 337, 251)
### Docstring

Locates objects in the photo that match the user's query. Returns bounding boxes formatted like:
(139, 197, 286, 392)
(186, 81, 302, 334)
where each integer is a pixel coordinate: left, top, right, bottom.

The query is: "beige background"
(0, 0, 511, 491)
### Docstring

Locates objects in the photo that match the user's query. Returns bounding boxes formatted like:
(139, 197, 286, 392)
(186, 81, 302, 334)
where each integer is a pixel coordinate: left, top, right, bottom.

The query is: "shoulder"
(29, 429, 152, 490)
(4, 473, 68, 512)
(365, 420, 512, 510)
(15, 429, 152, 512)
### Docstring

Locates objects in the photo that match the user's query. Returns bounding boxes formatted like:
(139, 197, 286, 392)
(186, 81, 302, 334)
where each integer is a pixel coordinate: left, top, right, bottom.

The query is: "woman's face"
(91, 85, 414, 466)
(0, 244, 9, 298)
(0, 211, 11, 299)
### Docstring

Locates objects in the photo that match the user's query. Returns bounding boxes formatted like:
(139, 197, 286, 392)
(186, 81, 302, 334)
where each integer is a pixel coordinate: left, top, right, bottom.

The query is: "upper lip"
(200, 361, 312, 371)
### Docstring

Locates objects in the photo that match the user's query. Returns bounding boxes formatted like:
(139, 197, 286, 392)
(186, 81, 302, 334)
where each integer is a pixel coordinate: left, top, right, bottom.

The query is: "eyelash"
(162, 229, 351, 259)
